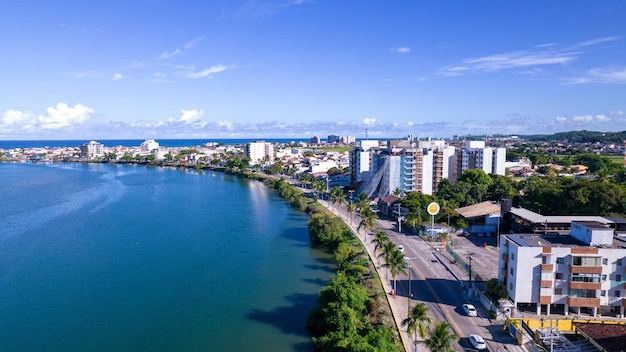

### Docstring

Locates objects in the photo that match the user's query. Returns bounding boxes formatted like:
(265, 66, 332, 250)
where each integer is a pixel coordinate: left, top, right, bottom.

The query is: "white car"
(469, 334, 486, 350)
(463, 303, 477, 317)
(398, 245, 404, 253)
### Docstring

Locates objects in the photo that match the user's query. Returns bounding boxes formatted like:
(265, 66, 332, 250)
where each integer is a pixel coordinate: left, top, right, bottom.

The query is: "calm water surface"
(0, 162, 334, 351)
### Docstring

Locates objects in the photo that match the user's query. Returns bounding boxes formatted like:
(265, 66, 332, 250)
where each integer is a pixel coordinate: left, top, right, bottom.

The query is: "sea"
(0, 162, 335, 351)
(0, 139, 313, 149)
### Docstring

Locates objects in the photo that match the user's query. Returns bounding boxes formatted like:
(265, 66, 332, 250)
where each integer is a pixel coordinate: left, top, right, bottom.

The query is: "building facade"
(454, 141, 506, 181)
(499, 222, 626, 318)
(141, 139, 159, 152)
(80, 141, 105, 159)
(245, 140, 275, 165)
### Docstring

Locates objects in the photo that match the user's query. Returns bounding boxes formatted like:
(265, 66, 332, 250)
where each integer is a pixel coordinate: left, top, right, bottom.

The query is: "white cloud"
(178, 109, 204, 123)
(218, 120, 234, 130)
(610, 110, 625, 116)
(112, 73, 125, 80)
(1, 103, 94, 133)
(555, 112, 612, 125)
(184, 36, 204, 49)
(39, 103, 94, 129)
(575, 36, 620, 47)
(180, 64, 229, 79)
(160, 48, 181, 60)
(363, 117, 376, 125)
(569, 67, 626, 84)
(2, 109, 35, 125)
(438, 36, 621, 77)
(390, 47, 411, 54)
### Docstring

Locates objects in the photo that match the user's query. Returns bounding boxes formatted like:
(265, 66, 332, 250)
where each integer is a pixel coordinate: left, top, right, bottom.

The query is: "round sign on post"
(427, 202, 440, 216)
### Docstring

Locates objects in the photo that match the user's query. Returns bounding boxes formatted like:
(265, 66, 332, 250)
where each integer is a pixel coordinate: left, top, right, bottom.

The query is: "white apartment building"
(245, 140, 275, 166)
(141, 139, 159, 152)
(455, 141, 506, 181)
(499, 221, 626, 318)
(80, 141, 105, 159)
(349, 140, 380, 184)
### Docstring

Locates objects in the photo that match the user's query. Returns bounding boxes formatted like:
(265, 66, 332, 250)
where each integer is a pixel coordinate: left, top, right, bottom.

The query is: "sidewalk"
(318, 199, 415, 352)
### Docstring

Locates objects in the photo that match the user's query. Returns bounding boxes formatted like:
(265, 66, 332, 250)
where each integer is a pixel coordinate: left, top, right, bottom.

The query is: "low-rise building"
(499, 221, 626, 318)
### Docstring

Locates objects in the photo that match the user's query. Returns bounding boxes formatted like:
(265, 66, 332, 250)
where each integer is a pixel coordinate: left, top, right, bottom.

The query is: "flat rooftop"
(506, 233, 626, 249)
(508, 234, 587, 247)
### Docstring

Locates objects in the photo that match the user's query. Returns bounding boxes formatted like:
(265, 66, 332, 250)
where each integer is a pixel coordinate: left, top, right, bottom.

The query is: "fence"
(446, 244, 485, 282)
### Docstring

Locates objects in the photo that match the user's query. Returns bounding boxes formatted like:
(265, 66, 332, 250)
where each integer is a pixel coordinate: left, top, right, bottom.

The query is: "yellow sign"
(427, 202, 440, 216)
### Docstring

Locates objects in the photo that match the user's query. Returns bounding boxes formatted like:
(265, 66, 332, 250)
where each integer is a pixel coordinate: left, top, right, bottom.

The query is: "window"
(555, 273, 564, 280)
(511, 253, 515, 260)
(542, 256, 548, 264)
(601, 290, 606, 297)
(572, 256, 602, 267)
(556, 257, 565, 264)
(571, 273, 601, 283)
(510, 267, 515, 275)
(617, 275, 622, 281)
(602, 274, 607, 281)
(510, 282, 513, 290)
(554, 288, 563, 295)
(602, 258, 608, 265)
(618, 259, 623, 266)
(616, 291, 622, 298)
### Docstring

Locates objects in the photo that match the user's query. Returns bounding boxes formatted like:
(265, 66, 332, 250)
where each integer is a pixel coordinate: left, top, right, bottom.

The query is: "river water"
(0, 162, 334, 351)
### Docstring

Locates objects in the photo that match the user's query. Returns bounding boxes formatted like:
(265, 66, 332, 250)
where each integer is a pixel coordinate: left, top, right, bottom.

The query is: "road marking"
(410, 253, 466, 338)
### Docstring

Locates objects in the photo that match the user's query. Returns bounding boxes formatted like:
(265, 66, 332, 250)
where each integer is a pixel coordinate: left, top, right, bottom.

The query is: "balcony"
(540, 280, 553, 288)
(570, 265, 603, 274)
(541, 264, 554, 271)
(500, 268, 507, 277)
(501, 253, 508, 262)
(568, 282, 601, 290)
(539, 296, 552, 304)
(567, 297, 600, 308)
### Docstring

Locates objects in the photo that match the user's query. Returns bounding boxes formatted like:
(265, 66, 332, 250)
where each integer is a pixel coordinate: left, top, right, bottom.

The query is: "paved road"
(319, 196, 532, 352)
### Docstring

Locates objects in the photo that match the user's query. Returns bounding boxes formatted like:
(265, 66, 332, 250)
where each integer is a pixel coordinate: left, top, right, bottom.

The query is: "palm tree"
(422, 321, 458, 352)
(358, 206, 377, 241)
(402, 302, 432, 351)
(357, 192, 369, 213)
(335, 188, 346, 218)
(378, 240, 396, 276)
(346, 200, 357, 225)
(329, 186, 344, 212)
(383, 249, 407, 297)
(371, 230, 389, 257)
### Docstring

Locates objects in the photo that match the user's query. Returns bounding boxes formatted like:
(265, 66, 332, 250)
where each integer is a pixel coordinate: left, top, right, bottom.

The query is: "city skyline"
(1, 1, 625, 140)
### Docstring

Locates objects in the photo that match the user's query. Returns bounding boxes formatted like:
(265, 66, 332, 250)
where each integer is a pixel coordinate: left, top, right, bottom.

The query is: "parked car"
(463, 303, 477, 317)
(469, 334, 486, 350)
(398, 245, 404, 253)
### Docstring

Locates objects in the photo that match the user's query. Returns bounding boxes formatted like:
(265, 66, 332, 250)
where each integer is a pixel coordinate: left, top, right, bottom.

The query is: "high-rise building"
(354, 139, 455, 198)
(310, 136, 320, 144)
(454, 141, 506, 181)
(349, 140, 379, 185)
(141, 139, 159, 152)
(80, 141, 104, 159)
(327, 134, 340, 144)
(245, 140, 274, 165)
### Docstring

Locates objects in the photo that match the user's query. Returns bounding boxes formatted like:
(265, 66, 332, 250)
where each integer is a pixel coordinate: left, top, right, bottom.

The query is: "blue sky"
(1, 1, 625, 140)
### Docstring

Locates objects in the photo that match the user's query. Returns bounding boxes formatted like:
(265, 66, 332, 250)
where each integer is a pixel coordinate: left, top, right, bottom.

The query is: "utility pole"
(398, 202, 402, 233)
(467, 253, 474, 296)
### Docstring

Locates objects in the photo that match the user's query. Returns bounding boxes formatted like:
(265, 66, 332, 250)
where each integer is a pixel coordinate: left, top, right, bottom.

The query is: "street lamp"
(467, 253, 475, 296)
(404, 256, 418, 310)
